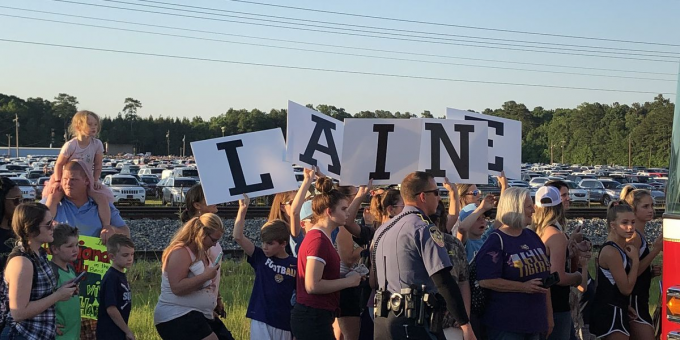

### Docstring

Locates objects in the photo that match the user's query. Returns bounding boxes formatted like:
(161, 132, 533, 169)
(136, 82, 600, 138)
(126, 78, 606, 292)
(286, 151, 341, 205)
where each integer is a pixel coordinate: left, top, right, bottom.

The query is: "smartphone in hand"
(541, 272, 560, 288)
(73, 271, 88, 284)
(212, 252, 223, 267)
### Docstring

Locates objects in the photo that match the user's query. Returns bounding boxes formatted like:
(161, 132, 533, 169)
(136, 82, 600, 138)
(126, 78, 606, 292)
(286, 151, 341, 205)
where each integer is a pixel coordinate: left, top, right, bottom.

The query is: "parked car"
(579, 179, 606, 204)
(161, 177, 198, 206)
(622, 183, 666, 206)
(600, 179, 623, 206)
(9, 177, 36, 201)
(23, 170, 46, 185)
(478, 175, 501, 198)
(507, 179, 530, 188)
(529, 177, 550, 188)
(138, 167, 165, 178)
(156, 177, 171, 198)
(172, 167, 200, 182)
(119, 164, 140, 176)
(563, 180, 589, 206)
(102, 174, 146, 206)
(35, 177, 50, 199)
(138, 175, 159, 197)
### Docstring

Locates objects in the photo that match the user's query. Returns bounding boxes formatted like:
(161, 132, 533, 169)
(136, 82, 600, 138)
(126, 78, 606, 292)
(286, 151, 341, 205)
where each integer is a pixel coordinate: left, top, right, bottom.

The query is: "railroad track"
(118, 206, 666, 220)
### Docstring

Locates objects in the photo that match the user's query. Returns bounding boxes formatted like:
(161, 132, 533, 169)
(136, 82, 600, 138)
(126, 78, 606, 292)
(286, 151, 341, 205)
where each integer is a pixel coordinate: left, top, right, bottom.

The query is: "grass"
(126, 259, 254, 340)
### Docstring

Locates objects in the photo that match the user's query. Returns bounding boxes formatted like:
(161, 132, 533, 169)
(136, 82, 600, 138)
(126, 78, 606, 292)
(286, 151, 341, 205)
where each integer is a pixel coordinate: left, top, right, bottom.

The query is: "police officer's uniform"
(373, 205, 452, 340)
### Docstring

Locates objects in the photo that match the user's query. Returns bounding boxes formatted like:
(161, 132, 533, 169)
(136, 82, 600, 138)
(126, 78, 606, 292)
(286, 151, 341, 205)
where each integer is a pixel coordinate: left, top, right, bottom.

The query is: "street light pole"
(550, 143, 554, 164)
(6, 134, 11, 156)
(14, 114, 19, 158)
(182, 135, 186, 157)
(50, 129, 55, 148)
(221, 126, 226, 137)
(166, 130, 170, 156)
(561, 141, 565, 164)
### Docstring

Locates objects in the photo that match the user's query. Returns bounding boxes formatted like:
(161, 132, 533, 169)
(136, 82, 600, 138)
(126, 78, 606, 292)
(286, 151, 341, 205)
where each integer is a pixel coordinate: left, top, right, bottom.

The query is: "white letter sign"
(447, 108, 522, 179)
(191, 129, 299, 205)
(418, 119, 488, 184)
(340, 119, 422, 186)
(286, 101, 344, 178)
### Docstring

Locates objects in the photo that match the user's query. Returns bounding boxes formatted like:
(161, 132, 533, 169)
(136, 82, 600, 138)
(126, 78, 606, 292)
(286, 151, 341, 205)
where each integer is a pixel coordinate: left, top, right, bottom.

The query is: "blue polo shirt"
(42, 197, 126, 237)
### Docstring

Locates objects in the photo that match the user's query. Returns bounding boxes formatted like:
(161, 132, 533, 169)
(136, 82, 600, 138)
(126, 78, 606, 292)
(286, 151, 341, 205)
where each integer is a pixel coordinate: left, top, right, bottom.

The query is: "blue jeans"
(547, 312, 572, 340)
(488, 328, 540, 340)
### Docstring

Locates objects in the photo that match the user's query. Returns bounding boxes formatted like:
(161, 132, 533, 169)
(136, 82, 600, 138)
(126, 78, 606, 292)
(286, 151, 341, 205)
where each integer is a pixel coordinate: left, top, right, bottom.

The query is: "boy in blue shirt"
(49, 224, 81, 340)
(96, 234, 135, 340)
(233, 195, 297, 340)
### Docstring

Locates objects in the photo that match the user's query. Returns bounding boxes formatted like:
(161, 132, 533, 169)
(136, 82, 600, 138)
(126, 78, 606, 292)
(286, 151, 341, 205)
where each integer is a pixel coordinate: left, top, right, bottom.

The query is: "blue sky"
(1, 0, 679, 120)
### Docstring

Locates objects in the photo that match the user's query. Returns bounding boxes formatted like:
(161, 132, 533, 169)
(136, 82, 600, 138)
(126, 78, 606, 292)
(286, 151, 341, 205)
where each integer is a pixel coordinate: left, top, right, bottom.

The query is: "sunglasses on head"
(465, 190, 481, 196)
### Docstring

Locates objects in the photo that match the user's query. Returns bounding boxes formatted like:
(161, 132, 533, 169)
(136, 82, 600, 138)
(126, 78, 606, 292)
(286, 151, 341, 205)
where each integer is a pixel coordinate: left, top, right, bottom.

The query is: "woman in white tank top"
(154, 213, 225, 340)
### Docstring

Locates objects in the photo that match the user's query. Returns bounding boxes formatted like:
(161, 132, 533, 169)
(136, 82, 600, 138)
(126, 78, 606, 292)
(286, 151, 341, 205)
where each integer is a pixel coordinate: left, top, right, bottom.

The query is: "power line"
(0, 38, 675, 95)
(225, 0, 680, 48)
(131, 0, 680, 57)
(2, 12, 675, 83)
(49, 0, 680, 63)
(5, 6, 675, 77)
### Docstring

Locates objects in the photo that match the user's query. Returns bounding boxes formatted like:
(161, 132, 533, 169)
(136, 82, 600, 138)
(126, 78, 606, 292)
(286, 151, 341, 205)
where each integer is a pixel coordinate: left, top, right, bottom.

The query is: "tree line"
(0, 92, 674, 167)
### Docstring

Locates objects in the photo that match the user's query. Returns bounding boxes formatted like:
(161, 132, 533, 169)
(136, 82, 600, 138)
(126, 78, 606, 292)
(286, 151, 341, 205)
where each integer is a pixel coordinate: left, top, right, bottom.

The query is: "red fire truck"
(662, 66, 680, 340)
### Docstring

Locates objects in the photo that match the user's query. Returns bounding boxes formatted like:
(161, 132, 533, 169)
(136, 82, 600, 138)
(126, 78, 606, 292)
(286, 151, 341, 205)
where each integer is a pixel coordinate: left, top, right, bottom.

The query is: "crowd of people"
(0, 109, 664, 340)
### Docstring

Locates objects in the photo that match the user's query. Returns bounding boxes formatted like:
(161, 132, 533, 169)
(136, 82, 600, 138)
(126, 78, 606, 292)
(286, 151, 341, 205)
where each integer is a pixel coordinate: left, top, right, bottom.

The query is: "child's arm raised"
(50, 153, 68, 194)
(290, 167, 315, 238)
(232, 195, 255, 257)
(344, 180, 372, 237)
(106, 306, 135, 340)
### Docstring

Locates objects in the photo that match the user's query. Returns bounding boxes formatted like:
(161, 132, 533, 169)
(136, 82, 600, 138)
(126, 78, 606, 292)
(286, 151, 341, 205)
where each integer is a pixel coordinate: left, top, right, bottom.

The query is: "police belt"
(374, 288, 447, 329)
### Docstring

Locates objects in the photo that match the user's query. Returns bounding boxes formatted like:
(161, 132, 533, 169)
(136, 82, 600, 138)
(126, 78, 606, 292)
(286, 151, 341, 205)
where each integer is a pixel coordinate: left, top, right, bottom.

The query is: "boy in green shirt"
(49, 224, 82, 339)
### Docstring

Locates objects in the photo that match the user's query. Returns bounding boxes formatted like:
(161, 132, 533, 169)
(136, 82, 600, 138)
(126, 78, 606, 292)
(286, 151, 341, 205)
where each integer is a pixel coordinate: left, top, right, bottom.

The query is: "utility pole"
(649, 145, 652, 168)
(550, 143, 554, 164)
(221, 126, 226, 137)
(628, 135, 632, 169)
(14, 114, 19, 158)
(166, 130, 170, 156)
(5, 134, 11, 156)
(182, 135, 186, 158)
(561, 141, 565, 164)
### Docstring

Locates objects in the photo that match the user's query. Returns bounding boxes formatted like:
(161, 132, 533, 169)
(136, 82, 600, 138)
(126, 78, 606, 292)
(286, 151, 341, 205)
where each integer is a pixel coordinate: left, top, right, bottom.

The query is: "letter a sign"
(286, 101, 343, 178)
(191, 129, 299, 205)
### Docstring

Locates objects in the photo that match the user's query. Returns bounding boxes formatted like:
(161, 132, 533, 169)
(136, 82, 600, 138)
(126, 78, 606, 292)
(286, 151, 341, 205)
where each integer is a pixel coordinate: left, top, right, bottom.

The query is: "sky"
(1, 0, 679, 121)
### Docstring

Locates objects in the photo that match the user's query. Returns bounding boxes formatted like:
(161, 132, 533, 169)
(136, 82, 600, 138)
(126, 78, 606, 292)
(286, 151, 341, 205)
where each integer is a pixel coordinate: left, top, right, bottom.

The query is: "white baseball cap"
(535, 186, 562, 208)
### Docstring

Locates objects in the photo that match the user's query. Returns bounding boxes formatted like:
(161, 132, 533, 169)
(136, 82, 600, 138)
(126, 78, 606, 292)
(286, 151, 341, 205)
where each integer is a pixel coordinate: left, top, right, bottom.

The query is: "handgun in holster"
(424, 292, 445, 334)
(401, 286, 419, 320)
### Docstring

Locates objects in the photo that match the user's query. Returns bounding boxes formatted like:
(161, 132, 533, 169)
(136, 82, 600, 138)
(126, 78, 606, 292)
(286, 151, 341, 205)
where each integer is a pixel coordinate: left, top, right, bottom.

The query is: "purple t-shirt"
(476, 228, 550, 334)
(246, 247, 297, 331)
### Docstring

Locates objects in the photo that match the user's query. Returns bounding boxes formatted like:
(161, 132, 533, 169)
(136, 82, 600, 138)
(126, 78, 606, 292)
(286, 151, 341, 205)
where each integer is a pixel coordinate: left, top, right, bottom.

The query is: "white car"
(563, 180, 589, 206)
(9, 177, 36, 201)
(161, 177, 197, 206)
(102, 175, 146, 206)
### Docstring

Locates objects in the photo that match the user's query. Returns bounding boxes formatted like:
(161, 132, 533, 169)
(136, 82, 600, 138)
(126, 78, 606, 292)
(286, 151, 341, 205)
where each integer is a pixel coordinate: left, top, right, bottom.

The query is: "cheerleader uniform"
(590, 241, 632, 338)
(630, 230, 654, 327)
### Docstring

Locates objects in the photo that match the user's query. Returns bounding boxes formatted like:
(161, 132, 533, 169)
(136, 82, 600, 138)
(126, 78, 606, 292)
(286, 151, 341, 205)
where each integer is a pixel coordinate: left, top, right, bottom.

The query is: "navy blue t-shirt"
(246, 247, 297, 331)
(96, 267, 132, 340)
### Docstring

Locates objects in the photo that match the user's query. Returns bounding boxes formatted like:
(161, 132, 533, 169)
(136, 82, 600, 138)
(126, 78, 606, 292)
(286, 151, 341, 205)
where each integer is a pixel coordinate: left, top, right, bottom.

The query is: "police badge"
(429, 226, 445, 247)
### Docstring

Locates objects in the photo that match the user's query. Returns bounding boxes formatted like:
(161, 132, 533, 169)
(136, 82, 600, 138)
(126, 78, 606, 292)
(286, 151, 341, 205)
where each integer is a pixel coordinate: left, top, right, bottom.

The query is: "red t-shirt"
(295, 228, 341, 311)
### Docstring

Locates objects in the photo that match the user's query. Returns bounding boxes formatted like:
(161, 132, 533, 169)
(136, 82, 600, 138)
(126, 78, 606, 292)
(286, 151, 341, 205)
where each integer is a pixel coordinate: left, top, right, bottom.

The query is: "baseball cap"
(458, 203, 478, 222)
(300, 200, 313, 220)
(535, 186, 562, 208)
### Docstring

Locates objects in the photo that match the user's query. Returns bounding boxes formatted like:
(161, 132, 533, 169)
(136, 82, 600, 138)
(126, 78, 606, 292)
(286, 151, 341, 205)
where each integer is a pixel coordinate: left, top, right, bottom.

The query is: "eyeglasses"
(42, 219, 55, 231)
(418, 189, 440, 197)
(207, 234, 221, 243)
(465, 190, 481, 196)
(5, 197, 22, 205)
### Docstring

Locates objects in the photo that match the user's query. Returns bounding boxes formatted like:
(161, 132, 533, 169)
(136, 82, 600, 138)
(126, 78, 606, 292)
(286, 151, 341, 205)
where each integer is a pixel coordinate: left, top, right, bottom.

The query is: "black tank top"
(594, 241, 632, 309)
(632, 230, 652, 299)
(548, 224, 571, 312)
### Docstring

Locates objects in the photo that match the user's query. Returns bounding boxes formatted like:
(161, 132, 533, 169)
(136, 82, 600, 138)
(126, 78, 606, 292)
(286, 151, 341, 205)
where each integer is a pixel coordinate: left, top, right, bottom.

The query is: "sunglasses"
(465, 190, 481, 196)
(42, 219, 55, 231)
(418, 189, 440, 197)
(207, 234, 221, 243)
(5, 197, 22, 206)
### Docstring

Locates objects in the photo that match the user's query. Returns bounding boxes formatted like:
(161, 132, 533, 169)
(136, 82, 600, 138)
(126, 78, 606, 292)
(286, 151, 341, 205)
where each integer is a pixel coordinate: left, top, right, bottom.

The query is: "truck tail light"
(668, 287, 680, 323)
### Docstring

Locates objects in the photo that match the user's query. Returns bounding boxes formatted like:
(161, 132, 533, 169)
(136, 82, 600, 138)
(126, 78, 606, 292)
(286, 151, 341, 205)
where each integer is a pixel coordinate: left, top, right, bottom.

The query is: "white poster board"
(191, 129, 299, 205)
(286, 101, 344, 178)
(418, 119, 488, 184)
(340, 119, 422, 186)
(446, 108, 522, 179)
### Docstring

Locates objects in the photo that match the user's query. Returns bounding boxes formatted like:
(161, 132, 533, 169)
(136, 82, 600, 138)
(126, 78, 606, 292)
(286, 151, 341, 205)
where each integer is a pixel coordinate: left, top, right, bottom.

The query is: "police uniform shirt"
(374, 205, 452, 294)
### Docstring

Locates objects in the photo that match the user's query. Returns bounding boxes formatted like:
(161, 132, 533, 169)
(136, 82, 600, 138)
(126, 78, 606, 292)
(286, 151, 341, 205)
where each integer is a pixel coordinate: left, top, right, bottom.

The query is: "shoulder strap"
(49, 262, 61, 282)
(371, 211, 420, 290)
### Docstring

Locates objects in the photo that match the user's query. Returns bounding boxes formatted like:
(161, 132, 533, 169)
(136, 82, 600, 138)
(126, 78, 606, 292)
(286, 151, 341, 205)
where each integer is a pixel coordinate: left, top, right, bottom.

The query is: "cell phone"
(212, 252, 223, 267)
(73, 271, 88, 284)
(541, 272, 560, 288)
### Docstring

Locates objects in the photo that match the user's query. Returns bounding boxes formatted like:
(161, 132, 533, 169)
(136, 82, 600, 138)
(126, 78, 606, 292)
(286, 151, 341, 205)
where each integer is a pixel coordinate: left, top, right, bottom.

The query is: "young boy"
(233, 195, 297, 340)
(96, 234, 135, 340)
(49, 224, 82, 340)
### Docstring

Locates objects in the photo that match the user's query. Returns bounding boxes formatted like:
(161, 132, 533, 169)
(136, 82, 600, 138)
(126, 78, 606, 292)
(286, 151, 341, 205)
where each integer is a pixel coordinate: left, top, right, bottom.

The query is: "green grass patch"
(126, 260, 253, 340)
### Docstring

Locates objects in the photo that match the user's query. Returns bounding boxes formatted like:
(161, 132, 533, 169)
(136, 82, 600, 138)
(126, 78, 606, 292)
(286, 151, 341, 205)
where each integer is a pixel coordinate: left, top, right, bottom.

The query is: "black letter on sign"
(216, 140, 274, 196)
(425, 123, 473, 179)
(299, 115, 341, 176)
(465, 115, 504, 172)
(369, 124, 394, 180)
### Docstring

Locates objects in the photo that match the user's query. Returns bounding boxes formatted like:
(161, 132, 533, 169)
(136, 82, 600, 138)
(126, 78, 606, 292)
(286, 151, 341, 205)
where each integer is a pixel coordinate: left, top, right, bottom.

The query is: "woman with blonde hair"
(532, 186, 586, 340)
(476, 187, 553, 339)
(154, 213, 226, 340)
(620, 186, 662, 340)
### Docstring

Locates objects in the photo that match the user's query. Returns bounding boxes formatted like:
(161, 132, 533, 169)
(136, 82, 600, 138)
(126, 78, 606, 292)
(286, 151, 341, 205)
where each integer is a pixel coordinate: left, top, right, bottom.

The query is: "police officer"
(372, 171, 474, 340)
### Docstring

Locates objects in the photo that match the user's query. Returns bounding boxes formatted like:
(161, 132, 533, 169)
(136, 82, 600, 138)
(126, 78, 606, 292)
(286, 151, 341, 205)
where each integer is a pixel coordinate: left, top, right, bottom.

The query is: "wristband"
(53, 180, 61, 183)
